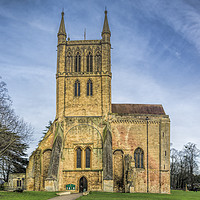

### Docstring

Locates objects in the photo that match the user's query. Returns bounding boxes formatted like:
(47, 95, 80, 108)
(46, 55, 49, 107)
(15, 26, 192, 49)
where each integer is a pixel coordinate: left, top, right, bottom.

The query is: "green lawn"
(0, 191, 57, 200)
(78, 190, 200, 200)
(0, 190, 200, 200)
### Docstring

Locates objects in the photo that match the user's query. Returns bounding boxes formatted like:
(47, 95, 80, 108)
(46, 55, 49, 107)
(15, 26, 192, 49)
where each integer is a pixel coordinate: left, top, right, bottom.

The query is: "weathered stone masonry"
(26, 10, 170, 193)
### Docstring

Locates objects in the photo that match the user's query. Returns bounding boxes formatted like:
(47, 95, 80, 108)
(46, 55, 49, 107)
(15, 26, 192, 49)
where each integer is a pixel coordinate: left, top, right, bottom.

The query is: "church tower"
(26, 10, 170, 194)
(56, 10, 112, 119)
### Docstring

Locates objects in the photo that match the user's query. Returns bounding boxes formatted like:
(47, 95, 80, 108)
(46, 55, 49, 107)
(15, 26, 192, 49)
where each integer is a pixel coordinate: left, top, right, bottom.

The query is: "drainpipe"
(146, 117, 149, 193)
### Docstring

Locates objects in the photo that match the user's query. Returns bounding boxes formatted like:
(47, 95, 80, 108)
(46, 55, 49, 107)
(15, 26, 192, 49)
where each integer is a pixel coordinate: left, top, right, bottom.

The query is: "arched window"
(134, 148, 144, 168)
(76, 147, 82, 168)
(75, 52, 81, 72)
(75, 80, 80, 96)
(85, 147, 91, 168)
(87, 52, 93, 72)
(87, 80, 93, 96)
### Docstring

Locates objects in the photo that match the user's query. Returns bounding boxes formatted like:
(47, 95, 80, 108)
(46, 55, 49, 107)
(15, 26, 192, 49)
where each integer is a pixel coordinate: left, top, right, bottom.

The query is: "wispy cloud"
(0, 0, 200, 154)
(133, 0, 200, 54)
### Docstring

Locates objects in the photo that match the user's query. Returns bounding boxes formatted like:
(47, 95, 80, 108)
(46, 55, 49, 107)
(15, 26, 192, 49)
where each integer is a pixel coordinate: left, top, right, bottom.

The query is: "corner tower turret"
(58, 11, 67, 43)
(101, 9, 112, 115)
(102, 9, 111, 43)
(56, 12, 66, 119)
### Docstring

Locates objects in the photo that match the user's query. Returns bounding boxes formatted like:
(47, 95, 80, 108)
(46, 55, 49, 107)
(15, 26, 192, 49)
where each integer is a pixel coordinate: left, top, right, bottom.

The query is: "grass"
(0, 191, 57, 200)
(77, 190, 200, 200)
(0, 190, 200, 200)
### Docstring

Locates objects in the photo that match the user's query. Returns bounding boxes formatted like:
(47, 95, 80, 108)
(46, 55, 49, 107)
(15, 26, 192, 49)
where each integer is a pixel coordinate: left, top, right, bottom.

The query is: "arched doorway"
(79, 176, 87, 192)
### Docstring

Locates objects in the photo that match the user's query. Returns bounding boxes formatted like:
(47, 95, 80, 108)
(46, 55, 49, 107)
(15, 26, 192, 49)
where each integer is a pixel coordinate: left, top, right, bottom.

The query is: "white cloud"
(1, 0, 200, 155)
(135, 0, 200, 54)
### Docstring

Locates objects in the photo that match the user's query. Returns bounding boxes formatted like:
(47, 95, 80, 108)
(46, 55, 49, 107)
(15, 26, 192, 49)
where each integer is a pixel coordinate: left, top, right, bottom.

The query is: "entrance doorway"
(79, 176, 87, 192)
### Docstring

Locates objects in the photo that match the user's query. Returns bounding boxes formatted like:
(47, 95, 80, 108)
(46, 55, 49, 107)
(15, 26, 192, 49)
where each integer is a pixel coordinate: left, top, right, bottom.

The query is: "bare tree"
(184, 142, 200, 190)
(0, 77, 33, 181)
(170, 142, 200, 190)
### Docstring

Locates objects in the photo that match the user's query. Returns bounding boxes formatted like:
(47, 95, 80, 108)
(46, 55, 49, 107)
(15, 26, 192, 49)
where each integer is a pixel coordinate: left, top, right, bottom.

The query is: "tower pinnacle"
(102, 8, 111, 36)
(58, 11, 66, 36)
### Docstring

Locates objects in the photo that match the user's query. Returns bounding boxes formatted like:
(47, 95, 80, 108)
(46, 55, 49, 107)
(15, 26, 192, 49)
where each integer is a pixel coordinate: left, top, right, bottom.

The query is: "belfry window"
(76, 147, 82, 168)
(75, 52, 81, 72)
(85, 147, 91, 168)
(134, 148, 144, 168)
(75, 80, 80, 96)
(87, 52, 93, 72)
(87, 80, 93, 96)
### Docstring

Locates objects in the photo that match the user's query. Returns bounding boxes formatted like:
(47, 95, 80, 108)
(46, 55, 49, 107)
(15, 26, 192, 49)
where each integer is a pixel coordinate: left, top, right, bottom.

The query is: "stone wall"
(26, 12, 170, 193)
(56, 118, 104, 191)
(109, 113, 170, 193)
(42, 149, 52, 189)
(56, 40, 111, 118)
(8, 173, 26, 189)
(62, 170, 102, 192)
(26, 122, 55, 191)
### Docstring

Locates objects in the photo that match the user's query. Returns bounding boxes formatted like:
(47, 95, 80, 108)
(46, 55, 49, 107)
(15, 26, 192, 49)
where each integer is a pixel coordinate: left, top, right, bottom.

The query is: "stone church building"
(26, 10, 170, 193)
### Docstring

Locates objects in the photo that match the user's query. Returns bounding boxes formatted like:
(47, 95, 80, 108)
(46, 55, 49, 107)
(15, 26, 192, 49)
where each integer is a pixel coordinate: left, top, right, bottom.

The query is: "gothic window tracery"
(75, 52, 81, 72)
(87, 52, 93, 72)
(134, 148, 144, 168)
(87, 79, 93, 96)
(75, 80, 80, 96)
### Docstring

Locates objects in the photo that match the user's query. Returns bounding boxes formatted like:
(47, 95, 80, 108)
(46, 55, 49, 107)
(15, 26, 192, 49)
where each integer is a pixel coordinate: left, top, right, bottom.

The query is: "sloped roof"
(112, 104, 166, 115)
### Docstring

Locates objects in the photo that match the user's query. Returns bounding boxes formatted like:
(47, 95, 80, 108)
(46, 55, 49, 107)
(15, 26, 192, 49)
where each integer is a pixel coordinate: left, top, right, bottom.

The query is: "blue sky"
(0, 0, 200, 156)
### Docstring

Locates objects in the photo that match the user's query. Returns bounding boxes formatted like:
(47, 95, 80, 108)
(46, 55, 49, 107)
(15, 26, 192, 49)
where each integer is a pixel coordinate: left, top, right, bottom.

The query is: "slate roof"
(112, 104, 166, 115)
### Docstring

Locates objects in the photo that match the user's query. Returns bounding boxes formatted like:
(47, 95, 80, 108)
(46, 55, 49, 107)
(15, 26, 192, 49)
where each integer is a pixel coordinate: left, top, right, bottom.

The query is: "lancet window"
(75, 52, 81, 72)
(87, 52, 93, 72)
(85, 147, 91, 168)
(75, 80, 80, 96)
(75, 146, 92, 169)
(87, 79, 93, 96)
(134, 148, 144, 168)
(76, 147, 82, 168)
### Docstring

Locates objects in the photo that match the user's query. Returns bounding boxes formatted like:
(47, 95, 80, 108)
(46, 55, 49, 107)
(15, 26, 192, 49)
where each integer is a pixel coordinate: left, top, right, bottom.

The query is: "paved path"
(48, 193, 83, 200)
